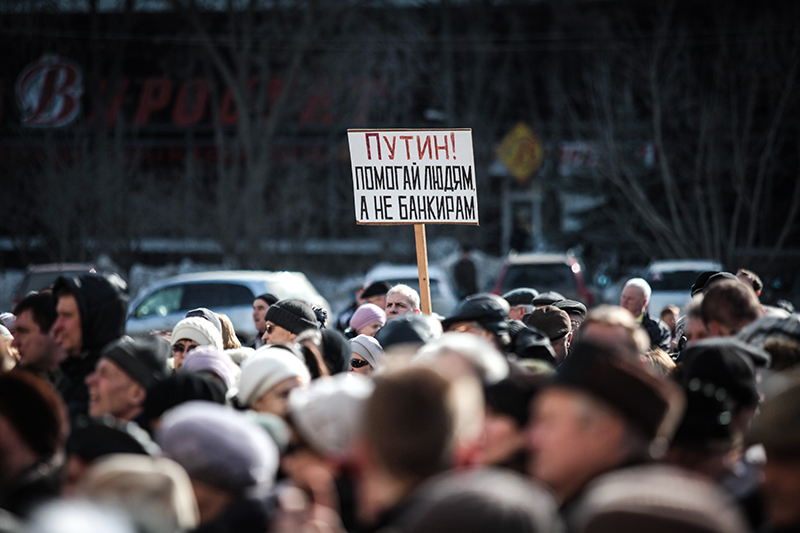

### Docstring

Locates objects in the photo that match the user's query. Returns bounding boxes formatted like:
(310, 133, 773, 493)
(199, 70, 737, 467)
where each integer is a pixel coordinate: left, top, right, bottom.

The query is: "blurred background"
(0, 0, 798, 313)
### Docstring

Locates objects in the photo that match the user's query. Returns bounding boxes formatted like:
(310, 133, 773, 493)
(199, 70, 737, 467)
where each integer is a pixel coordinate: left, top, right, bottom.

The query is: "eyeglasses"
(172, 342, 199, 355)
(265, 323, 279, 334)
(350, 358, 370, 369)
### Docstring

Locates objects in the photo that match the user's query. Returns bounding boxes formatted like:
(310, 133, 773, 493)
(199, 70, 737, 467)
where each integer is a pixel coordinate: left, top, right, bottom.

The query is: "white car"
(364, 263, 458, 316)
(645, 260, 723, 316)
(126, 270, 330, 342)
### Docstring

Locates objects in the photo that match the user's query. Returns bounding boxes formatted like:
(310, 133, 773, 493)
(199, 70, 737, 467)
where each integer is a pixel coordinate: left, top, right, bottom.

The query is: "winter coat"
(53, 273, 128, 420)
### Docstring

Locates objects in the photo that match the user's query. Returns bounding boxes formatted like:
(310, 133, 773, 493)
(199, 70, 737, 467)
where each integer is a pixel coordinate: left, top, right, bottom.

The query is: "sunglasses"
(350, 358, 370, 369)
(264, 323, 279, 334)
(171, 343, 198, 354)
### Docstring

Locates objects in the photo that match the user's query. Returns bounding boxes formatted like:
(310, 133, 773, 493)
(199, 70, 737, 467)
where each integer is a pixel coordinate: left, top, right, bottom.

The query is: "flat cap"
(502, 288, 539, 307)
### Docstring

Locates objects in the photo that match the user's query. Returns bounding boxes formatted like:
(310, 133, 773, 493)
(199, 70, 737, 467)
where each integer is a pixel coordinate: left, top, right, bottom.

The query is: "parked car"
(645, 259, 723, 315)
(364, 263, 458, 316)
(125, 270, 330, 342)
(15, 263, 125, 304)
(491, 252, 594, 306)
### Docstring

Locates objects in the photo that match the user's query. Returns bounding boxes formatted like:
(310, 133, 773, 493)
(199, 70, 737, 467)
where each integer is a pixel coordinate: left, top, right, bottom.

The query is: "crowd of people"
(1, 265, 800, 533)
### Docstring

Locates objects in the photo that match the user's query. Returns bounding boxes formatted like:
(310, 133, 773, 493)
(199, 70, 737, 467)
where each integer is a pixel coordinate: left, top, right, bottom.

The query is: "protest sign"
(347, 129, 478, 225)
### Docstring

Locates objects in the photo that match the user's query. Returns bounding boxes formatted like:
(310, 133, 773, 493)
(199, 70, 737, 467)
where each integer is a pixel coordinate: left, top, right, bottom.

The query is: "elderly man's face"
(386, 293, 415, 319)
(620, 286, 647, 318)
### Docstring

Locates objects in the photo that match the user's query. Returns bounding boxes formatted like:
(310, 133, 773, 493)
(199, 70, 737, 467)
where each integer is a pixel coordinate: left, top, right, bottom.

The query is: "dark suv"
(492, 252, 594, 306)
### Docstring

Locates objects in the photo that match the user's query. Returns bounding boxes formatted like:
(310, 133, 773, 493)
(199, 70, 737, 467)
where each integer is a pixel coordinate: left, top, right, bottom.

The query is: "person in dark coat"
(51, 273, 128, 421)
(619, 278, 670, 351)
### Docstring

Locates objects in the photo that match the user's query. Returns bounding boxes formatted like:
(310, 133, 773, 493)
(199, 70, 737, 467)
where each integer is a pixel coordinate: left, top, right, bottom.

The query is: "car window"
(135, 285, 184, 318)
(180, 283, 255, 310)
(501, 263, 575, 294)
(647, 270, 704, 292)
(270, 276, 321, 303)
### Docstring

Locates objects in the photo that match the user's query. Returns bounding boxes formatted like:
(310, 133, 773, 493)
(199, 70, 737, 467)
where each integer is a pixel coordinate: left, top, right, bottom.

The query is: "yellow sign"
(497, 122, 543, 184)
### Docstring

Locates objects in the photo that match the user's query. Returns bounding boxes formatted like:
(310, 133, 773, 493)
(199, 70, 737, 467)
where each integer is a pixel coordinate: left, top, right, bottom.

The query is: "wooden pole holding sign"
(347, 128, 478, 315)
(414, 223, 432, 315)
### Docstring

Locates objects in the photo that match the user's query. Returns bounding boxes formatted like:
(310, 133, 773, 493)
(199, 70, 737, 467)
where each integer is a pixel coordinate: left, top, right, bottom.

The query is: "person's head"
(359, 366, 484, 488)
(502, 288, 538, 321)
(415, 332, 509, 386)
(679, 338, 765, 435)
(480, 367, 544, 469)
(523, 306, 572, 364)
(532, 292, 565, 309)
(527, 342, 684, 502)
(748, 378, 800, 529)
(262, 299, 318, 346)
(349, 303, 386, 336)
(0, 370, 69, 485)
(441, 294, 511, 350)
(237, 345, 311, 417)
(184, 308, 222, 336)
(86, 336, 170, 421)
(385, 284, 421, 319)
(252, 293, 278, 335)
(77, 454, 199, 533)
(170, 317, 224, 371)
(701, 280, 762, 337)
(619, 278, 651, 319)
(553, 299, 588, 332)
(350, 334, 384, 375)
(52, 273, 128, 358)
(12, 291, 63, 372)
(140, 373, 226, 435)
(574, 305, 650, 362)
(215, 313, 240, 350)
(285, 373, 374, 466)
(642, 348, 676, 377)
(361, 281, 392, 309)
(660, 305, 680, 331)
(179, 346, 239, 393)
(156, 402, 279, 524)
(374, 313, 442, 352)
(736, 269, 763, 297)
(684, 295, 709, 344)
(64, 416, 161, 497)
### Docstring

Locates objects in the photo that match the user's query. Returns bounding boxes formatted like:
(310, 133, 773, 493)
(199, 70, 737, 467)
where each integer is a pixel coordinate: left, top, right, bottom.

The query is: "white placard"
(347, 129, 479, 225)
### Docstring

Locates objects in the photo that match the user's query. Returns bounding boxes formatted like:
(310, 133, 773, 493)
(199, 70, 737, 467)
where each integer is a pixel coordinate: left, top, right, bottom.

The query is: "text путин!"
(347, 129, 479, 225)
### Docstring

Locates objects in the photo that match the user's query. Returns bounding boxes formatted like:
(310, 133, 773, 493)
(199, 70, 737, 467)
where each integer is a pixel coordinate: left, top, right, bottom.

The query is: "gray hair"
(623, 278, 652, 301)
(387, 284, 421, 311)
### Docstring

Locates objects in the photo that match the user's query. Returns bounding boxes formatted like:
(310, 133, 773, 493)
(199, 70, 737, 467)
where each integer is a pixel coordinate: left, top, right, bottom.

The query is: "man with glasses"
(261, 299, 319, 346)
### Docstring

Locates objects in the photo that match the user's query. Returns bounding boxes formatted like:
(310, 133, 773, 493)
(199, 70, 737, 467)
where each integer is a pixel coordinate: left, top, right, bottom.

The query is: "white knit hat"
(350, 334, 385, 369)
(170, 317, 223, 350)
(237, 346, 311, 408)
(288, 373, 374, 460)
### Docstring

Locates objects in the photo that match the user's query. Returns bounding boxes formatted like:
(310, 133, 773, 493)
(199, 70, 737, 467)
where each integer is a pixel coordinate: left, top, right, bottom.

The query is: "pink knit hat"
(349, 303, 386, 333)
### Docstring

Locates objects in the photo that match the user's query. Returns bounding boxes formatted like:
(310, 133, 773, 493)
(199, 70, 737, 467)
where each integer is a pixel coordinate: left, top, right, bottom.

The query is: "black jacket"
(54, 273, 128, 420)
(641, 312, 671, 352)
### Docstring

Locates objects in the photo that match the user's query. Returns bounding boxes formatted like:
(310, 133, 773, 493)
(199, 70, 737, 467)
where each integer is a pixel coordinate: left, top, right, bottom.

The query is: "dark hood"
(53, 272, 128, 354)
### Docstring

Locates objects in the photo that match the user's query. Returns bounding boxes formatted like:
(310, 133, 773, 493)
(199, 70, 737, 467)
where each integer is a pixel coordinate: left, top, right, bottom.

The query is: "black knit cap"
(552, 341, 682, 441)
(140, 373, 226, 433)
(361, 281, 392, 299)
(265, 299, 319, 335)
(101, 335, 170, 389)
(502, 288, 539, 307)
(320, 329, 352, 374)
(255, 293, 279, 306)
(0, 370, 69, 458)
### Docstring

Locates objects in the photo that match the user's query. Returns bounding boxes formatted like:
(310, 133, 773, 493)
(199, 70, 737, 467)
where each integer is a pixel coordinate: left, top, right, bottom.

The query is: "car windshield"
(500, 263, 575, 294)
(647, 270, 704, 292)
(134, 282, 255, 318)
(378, 278, 442, 297)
